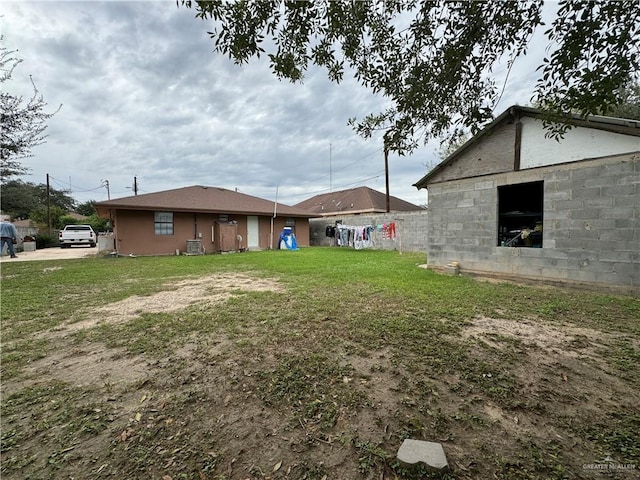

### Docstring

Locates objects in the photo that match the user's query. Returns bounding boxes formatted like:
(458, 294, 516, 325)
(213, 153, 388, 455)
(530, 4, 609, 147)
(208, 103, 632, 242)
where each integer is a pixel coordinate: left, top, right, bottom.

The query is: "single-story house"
(95, 185, 314, 256)
(295, 186, 424, 216)
(413, 105, 639, 293)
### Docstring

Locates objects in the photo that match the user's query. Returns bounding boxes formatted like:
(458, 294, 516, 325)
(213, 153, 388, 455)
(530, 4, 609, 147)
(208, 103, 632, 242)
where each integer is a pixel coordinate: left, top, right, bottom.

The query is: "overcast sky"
(3, 1, 553, 207)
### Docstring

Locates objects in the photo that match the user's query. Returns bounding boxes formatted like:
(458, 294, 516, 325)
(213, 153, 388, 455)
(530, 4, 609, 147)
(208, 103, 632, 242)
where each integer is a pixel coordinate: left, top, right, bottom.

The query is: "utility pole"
(46, 174, 51, 235)
(270, 185, 278, 250)
(133, 176, 138, 195)
(384, 146, 390, 213)
(329, 143, 332, 192)
(102, 179, 110, 200)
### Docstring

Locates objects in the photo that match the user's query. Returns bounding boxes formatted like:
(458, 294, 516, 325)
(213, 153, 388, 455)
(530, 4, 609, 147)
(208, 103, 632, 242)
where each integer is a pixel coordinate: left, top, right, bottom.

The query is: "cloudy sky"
(3, 1, 552, 207)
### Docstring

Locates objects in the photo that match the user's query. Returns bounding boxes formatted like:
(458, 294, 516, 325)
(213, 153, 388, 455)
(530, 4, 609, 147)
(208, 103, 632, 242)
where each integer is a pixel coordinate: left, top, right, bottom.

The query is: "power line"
(273, 170, 386, 201)
(48, 175, 105, 193)
(283, 144, 383, 188)
(331, 146, 384, 175)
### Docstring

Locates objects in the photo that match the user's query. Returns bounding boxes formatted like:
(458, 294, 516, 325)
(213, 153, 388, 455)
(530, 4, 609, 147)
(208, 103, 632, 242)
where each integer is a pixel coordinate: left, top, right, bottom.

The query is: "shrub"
(85, 214, 110, 233)
(35, 232, 58, 249)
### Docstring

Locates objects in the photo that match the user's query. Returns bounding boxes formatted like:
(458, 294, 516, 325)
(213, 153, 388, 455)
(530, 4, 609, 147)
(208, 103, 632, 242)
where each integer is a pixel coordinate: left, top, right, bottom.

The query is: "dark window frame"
(154, 211, 174, 236)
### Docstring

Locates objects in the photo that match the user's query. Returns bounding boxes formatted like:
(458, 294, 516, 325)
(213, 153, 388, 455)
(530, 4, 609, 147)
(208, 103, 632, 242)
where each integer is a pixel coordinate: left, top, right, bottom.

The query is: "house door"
(247, 216, 259, 249)
(215, 223, 238, 252)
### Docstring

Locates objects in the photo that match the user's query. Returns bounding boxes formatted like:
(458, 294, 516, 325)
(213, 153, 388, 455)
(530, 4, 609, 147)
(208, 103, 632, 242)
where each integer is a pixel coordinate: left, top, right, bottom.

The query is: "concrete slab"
(397, 439, 449, 471)
(0, 245, 97, 263)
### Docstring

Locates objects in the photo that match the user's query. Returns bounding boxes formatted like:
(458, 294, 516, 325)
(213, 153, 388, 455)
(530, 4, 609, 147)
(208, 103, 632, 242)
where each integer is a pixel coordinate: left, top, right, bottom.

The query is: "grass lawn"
(1, 248, 639, 479)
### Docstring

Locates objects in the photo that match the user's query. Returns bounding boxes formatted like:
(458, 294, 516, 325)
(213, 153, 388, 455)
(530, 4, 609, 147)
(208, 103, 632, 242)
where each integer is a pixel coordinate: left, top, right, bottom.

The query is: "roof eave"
(96, 204, 313, 218)
(413, 105, 640, 190)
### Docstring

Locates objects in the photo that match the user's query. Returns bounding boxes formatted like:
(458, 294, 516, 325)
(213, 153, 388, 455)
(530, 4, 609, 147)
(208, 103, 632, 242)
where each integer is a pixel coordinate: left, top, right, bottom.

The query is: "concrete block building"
(413, 106, 639, 293)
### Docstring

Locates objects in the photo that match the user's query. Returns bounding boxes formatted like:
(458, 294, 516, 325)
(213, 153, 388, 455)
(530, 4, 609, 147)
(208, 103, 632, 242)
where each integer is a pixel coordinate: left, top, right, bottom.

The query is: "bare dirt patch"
(15, 272, 284, 397)
(21, 344, 150, 391)
(58, 273, 283, 333)
(456, 316, 638, 452)
(461, 315, 609, 353)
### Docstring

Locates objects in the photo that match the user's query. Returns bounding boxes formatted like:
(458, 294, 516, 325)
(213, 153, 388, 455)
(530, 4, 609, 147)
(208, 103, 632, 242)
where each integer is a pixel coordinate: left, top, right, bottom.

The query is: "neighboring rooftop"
(295, 186, 424, 216)
(95, 185, 314, 217)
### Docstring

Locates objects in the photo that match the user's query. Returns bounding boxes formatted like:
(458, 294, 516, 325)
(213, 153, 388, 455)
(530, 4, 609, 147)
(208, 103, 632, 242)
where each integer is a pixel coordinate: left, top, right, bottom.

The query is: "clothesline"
(325, 222, 397, 250)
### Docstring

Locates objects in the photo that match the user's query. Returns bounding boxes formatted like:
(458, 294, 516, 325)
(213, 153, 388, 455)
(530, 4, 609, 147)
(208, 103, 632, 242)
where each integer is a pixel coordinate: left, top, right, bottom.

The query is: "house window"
(284, 217, 296, 227)
(154, 211, 174, 235)
(497, 181, 543, 248)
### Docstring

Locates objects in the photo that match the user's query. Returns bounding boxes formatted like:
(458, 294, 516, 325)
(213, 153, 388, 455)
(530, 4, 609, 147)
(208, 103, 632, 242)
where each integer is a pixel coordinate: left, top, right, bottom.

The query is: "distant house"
(95, 185, 315, 256)
(295, 186, 424, 216)
(413, 105, 640, 292)
(298, 186, 427, 250)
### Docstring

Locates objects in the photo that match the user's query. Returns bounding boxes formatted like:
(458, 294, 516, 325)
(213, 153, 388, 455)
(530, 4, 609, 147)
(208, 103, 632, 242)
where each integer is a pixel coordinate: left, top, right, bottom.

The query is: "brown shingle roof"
(95, 185, 314, 217)
(295, 186, 423, 216)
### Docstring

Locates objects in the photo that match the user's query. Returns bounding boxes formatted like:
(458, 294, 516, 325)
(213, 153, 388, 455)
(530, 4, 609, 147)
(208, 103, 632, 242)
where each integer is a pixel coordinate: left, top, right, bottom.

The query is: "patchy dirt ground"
(2, 268, 639, 480)
(60, 273, 284, 334)
(16, 273, 283, 388)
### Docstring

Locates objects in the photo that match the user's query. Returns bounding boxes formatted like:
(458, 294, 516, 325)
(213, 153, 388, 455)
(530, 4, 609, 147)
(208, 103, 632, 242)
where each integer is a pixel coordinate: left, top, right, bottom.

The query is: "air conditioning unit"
(185, 239, 202, 255)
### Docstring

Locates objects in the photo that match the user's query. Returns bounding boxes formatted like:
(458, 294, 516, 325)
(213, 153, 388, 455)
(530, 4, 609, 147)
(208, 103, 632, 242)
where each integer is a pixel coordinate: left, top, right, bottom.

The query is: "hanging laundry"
(382, 222, 397, 240)
(389, 221, 396, 240)
(334, 224, 375, 249)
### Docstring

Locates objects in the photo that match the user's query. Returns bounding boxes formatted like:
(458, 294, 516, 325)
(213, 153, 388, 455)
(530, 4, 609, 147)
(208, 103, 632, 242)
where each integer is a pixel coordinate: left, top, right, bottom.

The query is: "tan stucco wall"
(111, 210, 309, 255)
